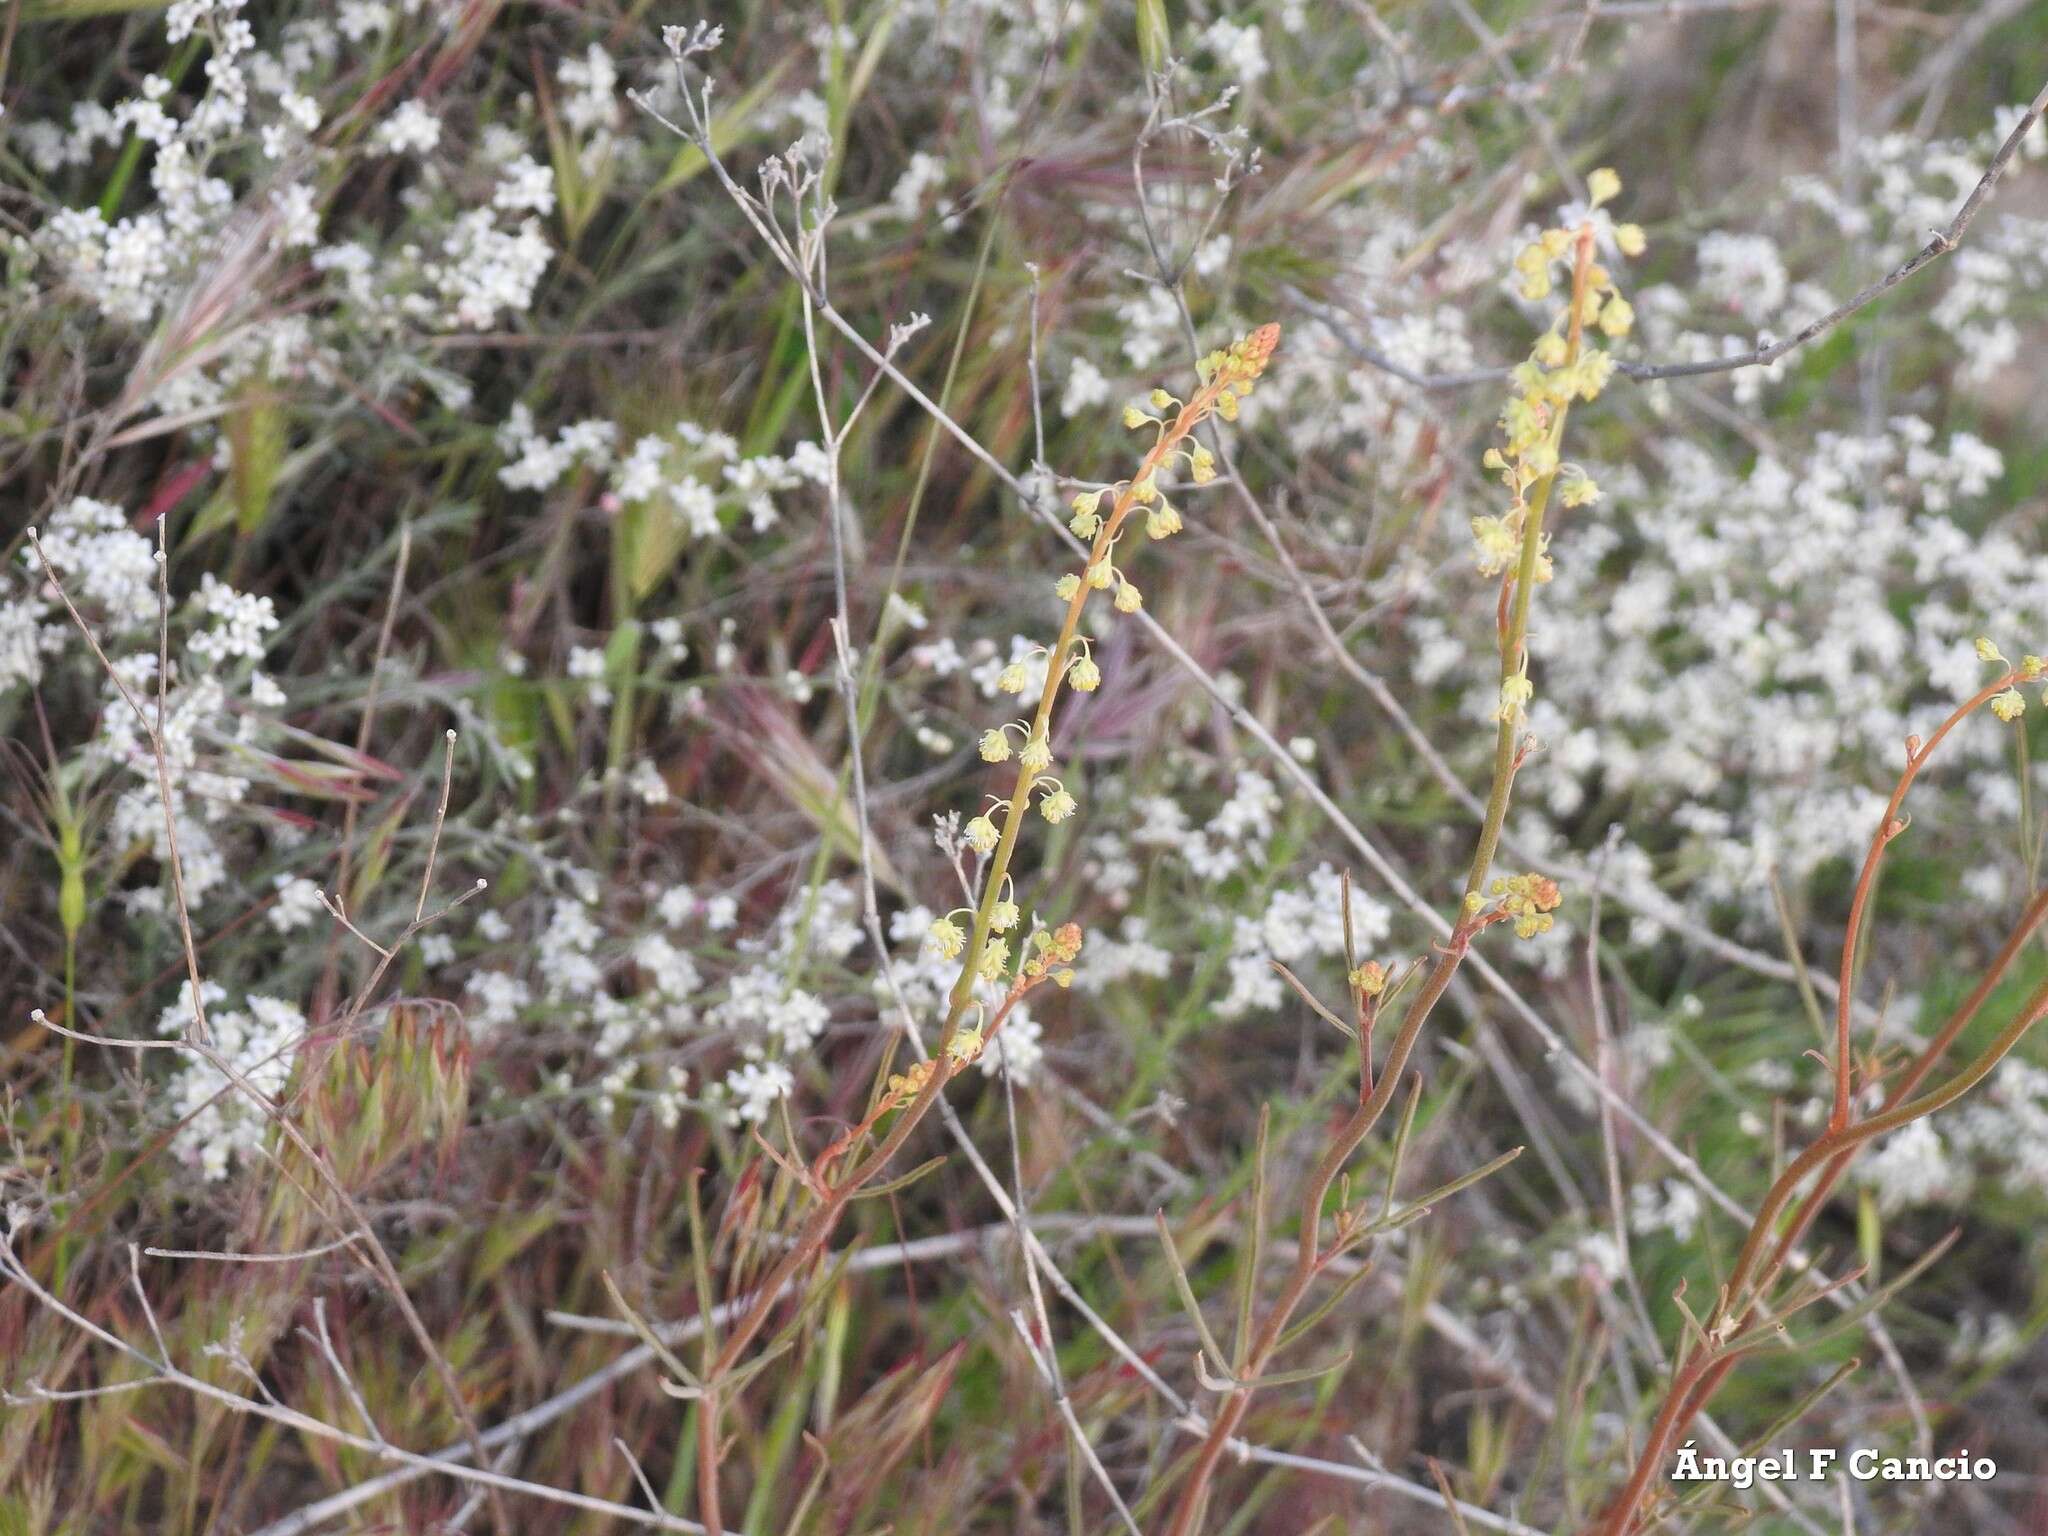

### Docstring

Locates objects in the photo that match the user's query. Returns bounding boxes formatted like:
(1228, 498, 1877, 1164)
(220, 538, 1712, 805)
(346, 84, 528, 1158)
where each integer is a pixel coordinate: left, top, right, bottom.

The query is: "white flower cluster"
(494, 406, 826, 545)
(7, 498, 286, 907)
(156, 980, 307, 1180)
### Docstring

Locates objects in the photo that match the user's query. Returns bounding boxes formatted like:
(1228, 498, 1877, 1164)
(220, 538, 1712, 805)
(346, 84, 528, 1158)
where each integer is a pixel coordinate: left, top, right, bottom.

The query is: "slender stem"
(1593, 684, 2044, 1534)
(1160, 226, 1598, 1536)
(697, 347, 1261, 1427)
(1829, 674, 2015, 1129)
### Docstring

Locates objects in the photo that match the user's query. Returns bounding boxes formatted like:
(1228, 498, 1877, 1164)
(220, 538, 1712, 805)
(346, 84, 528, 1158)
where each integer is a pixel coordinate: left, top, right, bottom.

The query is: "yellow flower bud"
(1496, 674, 1534, 723)
(976, 942, 1010, 982)
(1114, 581, 1143, 613)
(964, 815, 999, 854)
(1039, 788, 1077, 823)
(1558, 467, 1600, 508)
(979, 728, 1011, 762)
(1614, 222, 1647, 258)
(1069, 655, 1101, 691)
(1350, 961, 1387, 998)
(1587, 167, 1621, 208)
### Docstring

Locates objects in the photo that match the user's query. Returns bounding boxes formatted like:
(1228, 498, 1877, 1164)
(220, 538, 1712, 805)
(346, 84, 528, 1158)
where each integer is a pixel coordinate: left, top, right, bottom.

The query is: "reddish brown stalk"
(1828, 676, 2019, 1129)
(1592, 682, 2045, 1535)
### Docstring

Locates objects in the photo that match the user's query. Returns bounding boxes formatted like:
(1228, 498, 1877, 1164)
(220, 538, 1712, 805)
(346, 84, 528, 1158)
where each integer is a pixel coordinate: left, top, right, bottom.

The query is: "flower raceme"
(1475, 171, 1641, 731)
(926, 325, 1281, 1022)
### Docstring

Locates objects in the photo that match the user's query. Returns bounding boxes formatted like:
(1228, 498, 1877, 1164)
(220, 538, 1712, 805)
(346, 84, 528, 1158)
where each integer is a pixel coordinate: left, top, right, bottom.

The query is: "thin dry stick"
(0, 1237, 702, 1534)
(1290, 79, 2047, 390)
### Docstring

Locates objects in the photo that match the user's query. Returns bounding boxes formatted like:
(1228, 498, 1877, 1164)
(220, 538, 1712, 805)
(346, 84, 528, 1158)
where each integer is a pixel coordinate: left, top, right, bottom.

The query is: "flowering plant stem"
(1591, 668, 2048, 1535)
(684, 327, 1279, 1536)
(1158, 222, 1600, 1536)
